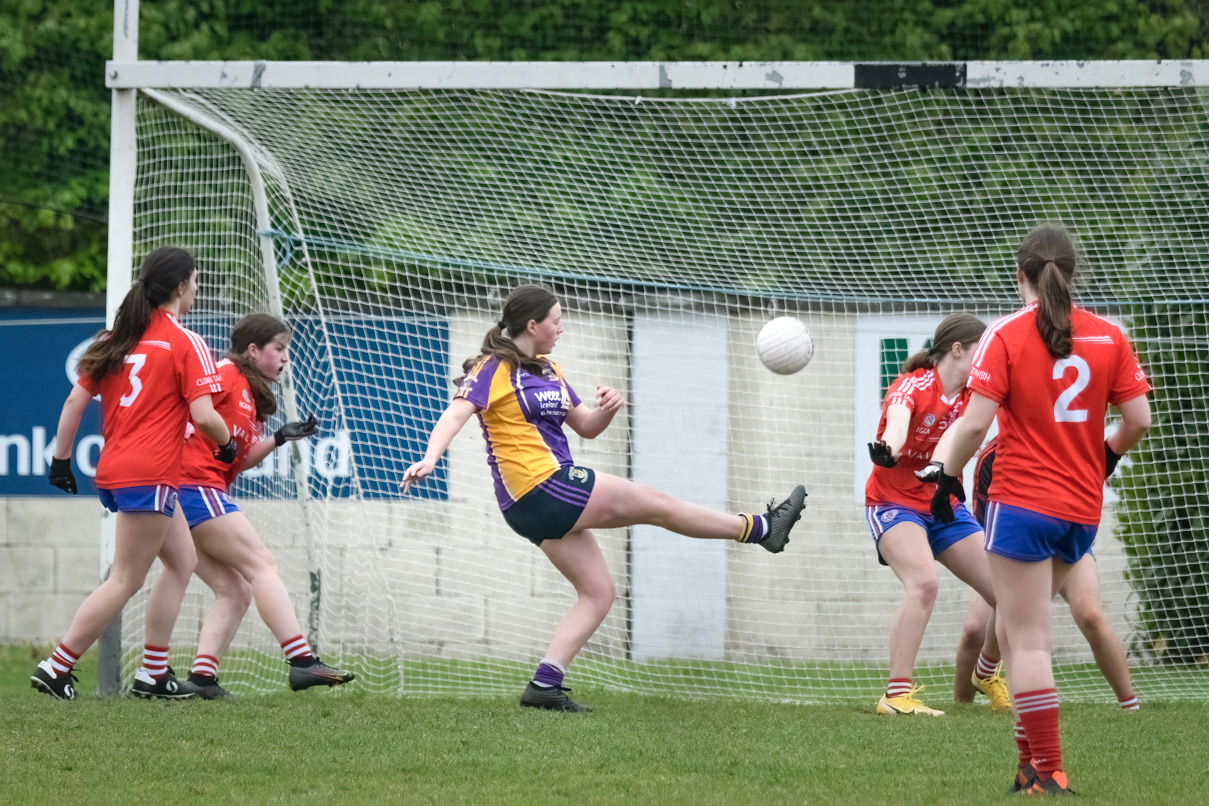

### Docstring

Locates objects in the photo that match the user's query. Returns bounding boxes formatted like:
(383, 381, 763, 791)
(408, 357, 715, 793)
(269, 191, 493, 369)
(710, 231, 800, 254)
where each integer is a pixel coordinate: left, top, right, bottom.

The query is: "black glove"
(929, 465, 966, 524)
(1104, 442, 1123, 479)
(915, 460, 943, 484)
(868, 440, 898, 468)
(214, 437, 239, 464)
(274, 414, 319, 446)
(48, 457, 77, 494)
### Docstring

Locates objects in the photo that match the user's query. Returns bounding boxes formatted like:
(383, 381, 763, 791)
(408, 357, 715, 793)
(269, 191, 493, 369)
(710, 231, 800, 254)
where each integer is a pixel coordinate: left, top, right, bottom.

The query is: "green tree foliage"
(0, 0, 1205, 291)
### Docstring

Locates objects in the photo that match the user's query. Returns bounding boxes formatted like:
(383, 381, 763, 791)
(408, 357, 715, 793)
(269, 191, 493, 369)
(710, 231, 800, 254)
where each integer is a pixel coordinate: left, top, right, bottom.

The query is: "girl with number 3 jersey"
(33, 247, 235, 700)
(929, 223, 1151, 795)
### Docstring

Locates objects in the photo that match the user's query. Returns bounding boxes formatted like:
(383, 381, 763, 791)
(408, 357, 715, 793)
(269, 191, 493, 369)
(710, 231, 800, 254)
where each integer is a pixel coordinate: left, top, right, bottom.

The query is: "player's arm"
(48, 383, 94, 493)
(1105, 394, 1152, 476)
(564, 385, 624, 440)
(190, 394, 232, 448)
(928, 393, 998, 522)
(868, 403, 911, 467)
(53, 383, 93, 461)
(241, 415, 320, 472)
(401, 397, 477, 491)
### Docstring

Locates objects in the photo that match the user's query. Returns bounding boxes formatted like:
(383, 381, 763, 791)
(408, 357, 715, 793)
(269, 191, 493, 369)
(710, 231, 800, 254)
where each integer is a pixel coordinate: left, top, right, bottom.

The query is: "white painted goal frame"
(100, 0, 1209, 701)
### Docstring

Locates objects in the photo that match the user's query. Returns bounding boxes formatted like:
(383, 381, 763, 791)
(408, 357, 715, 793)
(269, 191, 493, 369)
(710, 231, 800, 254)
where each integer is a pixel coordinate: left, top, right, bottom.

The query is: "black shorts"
(501, 465, 595, 545)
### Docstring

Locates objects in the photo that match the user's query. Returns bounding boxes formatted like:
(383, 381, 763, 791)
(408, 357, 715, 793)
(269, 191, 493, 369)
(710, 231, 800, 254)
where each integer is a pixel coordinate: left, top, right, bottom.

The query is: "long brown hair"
(227, 313, 288, 421)
(76, 247, 196, 383)
(461, 284, 558, 378)
(1017, 223, 1078, 358)
(903, 313, 986, 373)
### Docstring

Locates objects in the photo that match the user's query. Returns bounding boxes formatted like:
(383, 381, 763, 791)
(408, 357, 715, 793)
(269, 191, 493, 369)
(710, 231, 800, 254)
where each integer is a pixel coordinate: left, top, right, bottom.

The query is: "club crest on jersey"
(923, 414, 936, 427)
(569, 467, 588, 483)
(243, 389, 251, 402)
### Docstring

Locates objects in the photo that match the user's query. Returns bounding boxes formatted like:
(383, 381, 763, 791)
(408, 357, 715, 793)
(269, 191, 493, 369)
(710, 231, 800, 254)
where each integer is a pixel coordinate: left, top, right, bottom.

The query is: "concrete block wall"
(1, 305, 1134, 674)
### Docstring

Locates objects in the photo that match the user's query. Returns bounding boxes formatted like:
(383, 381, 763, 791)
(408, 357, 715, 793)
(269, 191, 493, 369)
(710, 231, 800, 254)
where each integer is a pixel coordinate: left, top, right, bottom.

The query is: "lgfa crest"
(243, 389, 252, 403)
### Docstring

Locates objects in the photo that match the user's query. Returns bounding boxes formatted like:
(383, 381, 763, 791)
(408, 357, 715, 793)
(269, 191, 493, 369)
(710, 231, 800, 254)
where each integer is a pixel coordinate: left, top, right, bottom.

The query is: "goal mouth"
(108, 69, 1209, 701)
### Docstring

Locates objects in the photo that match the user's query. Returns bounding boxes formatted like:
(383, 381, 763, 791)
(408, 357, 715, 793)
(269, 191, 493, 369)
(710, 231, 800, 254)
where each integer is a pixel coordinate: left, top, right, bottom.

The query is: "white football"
(756, 316, 814, 375)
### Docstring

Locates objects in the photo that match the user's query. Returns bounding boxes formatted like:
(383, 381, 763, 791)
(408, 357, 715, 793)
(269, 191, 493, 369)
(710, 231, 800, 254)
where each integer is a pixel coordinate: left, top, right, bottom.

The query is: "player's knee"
(908, 576, 939, 607)
(1071, 601, 1106, 635)
(958, 620, 986, 652)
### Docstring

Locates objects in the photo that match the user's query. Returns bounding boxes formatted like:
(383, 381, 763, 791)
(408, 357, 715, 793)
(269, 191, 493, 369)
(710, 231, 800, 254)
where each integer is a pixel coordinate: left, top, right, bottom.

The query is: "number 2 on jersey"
(120, 353, 147, 407)
(1053, 355, 1090, 423)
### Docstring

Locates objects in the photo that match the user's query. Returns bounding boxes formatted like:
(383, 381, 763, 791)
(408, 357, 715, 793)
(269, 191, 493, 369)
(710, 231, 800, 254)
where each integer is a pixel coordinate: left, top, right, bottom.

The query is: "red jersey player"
(929, 223, 1152, 795)
(173, 313, 353, 696)
(864, 313, 1008, 717)
(35, 247, 235, 701)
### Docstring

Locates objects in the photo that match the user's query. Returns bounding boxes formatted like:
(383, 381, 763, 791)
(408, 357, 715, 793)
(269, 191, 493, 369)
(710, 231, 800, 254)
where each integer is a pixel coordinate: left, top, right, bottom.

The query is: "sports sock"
(191, 654, 219, 681)
(1015, 688, 1062, 775)
(532, 658, 566, 689)
(737, 513, 769, 544)
(282, 635, 316, 666)
(140, 645, 169, 680)
(975, 649, 1000, 679)
(1013, 717, 1032, 769)
(1118, 695, 1139, 711)
(47, 643, 80, 677)
(885, 678, 912, 699)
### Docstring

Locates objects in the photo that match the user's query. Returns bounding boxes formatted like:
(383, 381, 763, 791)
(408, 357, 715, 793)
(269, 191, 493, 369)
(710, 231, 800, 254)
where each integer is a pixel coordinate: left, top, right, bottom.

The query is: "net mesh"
(122, 84, 1209, 702)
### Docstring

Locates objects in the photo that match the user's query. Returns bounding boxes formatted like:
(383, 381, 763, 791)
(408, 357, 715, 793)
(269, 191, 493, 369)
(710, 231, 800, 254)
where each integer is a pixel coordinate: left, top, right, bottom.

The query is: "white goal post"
(103, 12, 1209, 702)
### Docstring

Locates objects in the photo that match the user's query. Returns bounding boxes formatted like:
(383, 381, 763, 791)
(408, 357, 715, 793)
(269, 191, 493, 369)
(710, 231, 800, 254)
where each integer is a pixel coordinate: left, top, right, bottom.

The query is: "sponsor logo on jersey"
(970, 367, 991, 382)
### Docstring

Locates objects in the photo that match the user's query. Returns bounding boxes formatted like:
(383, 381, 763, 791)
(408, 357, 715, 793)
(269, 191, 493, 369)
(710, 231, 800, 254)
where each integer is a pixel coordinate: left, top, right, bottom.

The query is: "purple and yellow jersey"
(455, 355, 582, 510)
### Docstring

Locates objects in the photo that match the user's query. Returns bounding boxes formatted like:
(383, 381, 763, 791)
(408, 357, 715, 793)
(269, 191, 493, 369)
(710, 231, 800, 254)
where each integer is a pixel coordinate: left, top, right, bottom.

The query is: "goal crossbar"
(106, 59, 1209, 91)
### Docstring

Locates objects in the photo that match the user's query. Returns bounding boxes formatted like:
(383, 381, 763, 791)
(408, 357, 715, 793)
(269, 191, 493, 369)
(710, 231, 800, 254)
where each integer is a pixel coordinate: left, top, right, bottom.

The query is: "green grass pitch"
(3, 645, 1207, 804)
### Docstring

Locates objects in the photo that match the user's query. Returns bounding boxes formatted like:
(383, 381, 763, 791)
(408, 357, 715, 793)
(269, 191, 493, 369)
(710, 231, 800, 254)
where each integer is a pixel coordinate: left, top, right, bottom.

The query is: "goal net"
(120, 79, 1209, 702)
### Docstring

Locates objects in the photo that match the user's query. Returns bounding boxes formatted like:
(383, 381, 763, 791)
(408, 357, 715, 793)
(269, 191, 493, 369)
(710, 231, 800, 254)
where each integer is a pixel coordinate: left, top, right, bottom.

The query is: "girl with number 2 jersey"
(929, 223, 1151, 795)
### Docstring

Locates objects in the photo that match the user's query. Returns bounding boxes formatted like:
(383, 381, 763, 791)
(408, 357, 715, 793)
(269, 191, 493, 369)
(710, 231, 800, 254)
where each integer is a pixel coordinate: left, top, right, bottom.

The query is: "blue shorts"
(178, 485, 241, 528)
(983, 501, 1098, 563)
(502, 465, 595, 545)
(98, 485, 178, 517)
(865, 502, 983, 566)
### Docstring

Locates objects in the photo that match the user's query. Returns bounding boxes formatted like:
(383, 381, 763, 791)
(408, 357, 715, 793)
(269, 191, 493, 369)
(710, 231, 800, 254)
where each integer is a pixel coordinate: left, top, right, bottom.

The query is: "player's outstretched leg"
(759, 485, 807, 554)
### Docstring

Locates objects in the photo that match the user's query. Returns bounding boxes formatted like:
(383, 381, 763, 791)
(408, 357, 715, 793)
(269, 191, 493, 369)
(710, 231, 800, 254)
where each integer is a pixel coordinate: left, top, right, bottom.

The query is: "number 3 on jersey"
(1053, 355, 1090, 423)
(120, 353, 147, 407)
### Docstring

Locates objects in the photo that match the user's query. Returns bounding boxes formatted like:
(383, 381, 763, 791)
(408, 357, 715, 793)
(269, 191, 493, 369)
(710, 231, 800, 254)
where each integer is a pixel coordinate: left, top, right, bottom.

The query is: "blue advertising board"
(0, 308, 449, 500)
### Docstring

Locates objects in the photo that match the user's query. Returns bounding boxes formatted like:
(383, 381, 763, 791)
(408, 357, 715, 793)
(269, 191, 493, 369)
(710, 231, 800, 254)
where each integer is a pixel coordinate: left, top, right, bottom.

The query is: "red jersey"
(865, 367, 970, 510)
(180, 360, 265, 491)
(968, 303, 1150, 524)
(78, 309, 222, 489)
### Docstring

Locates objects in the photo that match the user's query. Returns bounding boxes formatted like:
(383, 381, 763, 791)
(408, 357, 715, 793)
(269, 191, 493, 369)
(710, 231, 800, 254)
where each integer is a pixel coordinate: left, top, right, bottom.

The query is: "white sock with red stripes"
(281, 635, 316, 667)
(140, 645, 170, 681)
(885, 678, 913, 699)
(191, 654, 219, 681)
(1118, 694, 1139, 710)
(45, 643, 80, 677)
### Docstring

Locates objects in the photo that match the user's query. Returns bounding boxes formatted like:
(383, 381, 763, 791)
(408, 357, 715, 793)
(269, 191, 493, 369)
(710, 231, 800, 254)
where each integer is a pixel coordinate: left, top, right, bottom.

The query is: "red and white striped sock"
(975, 649, 1000, 679)
(1013, 717, 1032, 768)
(1118, 694, 1139, 711)
(47, 643, 80, 677)
(281, 635, 314, 664)
(191, 654, 219, 680)
(1016, 688, 1062, 775)
(885, 678, 912, 699)
(141, 645, 170, 680)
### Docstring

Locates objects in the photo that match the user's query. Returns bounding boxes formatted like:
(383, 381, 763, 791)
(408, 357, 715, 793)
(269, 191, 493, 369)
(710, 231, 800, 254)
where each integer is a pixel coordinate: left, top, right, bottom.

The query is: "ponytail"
(1017, 224, 1078, 359)
(76, 247, 197, 383)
